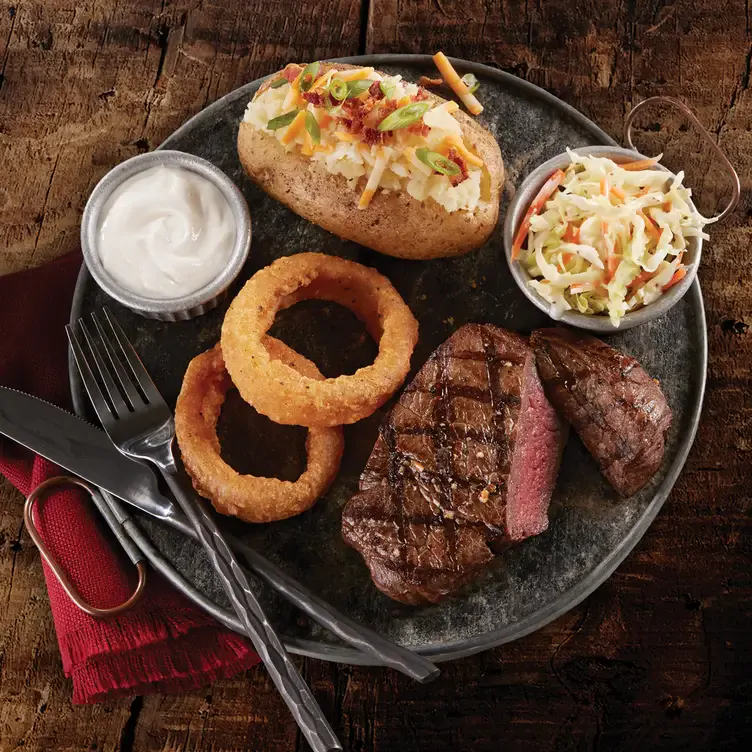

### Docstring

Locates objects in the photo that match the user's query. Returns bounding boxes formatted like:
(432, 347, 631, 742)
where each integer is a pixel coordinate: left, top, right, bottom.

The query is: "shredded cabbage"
(521, 149, 709, 326)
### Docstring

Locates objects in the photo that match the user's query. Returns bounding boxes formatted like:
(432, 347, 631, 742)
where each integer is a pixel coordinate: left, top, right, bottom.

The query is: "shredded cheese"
(432, 52, 483, 115)
(301, 127, 314, 156)
(404, 147, 433, 176)
(336, 67, 375, 82)
(435, 101, 460, 115)
(359, 146, 392, 208)
(335, 131, 360, 142)
(310, 69, 336, 91)
(280, 110, 306, 145)
(447, 136, 484, 168)
(282, 71, 305, 110)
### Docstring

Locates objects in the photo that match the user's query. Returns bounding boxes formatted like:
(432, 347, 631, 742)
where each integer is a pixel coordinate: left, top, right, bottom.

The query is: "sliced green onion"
(270, 77, 288, 89)
(346, 79, 374, 98)
(377, 102, 432, 131)
(416, 147, 461, 176)
(461, 73, 480, 95)
(299, 62, 320, 92)
(305, 111, 321, 144)
(267, 109, 300, 130)
(379, 79, 396, 99)
(330, 78, 348, 101)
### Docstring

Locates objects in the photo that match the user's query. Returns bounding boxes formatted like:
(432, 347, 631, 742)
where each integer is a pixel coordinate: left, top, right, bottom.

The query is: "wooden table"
(1, 1, 750, 749)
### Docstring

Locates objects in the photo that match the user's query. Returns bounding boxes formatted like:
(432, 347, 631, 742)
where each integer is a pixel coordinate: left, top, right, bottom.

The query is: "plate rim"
(69, 53, 708, 664)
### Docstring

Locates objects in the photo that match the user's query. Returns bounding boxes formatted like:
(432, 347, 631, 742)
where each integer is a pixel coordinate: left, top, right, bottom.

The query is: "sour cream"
(97, 165, 236, 300)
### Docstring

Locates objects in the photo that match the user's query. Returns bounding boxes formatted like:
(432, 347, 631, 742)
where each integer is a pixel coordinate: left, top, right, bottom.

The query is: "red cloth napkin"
(0, 252, 260, 703)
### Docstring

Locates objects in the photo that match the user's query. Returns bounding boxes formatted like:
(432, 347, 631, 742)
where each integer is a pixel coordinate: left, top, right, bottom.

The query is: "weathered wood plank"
(0, 0, 363, 275)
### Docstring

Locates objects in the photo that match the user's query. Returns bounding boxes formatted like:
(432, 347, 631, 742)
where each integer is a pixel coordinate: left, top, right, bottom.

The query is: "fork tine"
(101, 308, 164, 404)
(79, 319, 131, 419)
(66, 323, 118, 429)
(91, 312, 146, 409)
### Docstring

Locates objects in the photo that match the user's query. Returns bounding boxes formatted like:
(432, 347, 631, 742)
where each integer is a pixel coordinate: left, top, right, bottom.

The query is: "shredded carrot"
(610, 185, 626, 201)
(663, 266, 687, 291)
(511, 169, 566, 260)
(663, 200, 672, 212)
(600, 176, 609, 196)
(629, 270, 654, 289)
(636, 186, 651, 197)
(563, 224, 580, 243)
(620, 156, 661, 171)
(640, 210, 661, 239)
(606, 253, 620, 282)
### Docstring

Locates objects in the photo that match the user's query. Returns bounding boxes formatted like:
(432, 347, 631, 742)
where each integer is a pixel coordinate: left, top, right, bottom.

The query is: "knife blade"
(0, 386, 175, 519)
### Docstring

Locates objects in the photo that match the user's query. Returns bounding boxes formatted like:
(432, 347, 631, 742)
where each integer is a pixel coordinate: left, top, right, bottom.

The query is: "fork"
(67, 308, 341, 752)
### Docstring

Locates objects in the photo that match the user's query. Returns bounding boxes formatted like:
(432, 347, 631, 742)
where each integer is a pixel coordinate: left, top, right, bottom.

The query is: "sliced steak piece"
(342, 324, 567, 605)
(530, 328, 672, 497)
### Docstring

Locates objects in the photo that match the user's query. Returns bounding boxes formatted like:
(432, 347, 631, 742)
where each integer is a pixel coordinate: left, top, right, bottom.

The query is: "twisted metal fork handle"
(161, 470, 341, 752)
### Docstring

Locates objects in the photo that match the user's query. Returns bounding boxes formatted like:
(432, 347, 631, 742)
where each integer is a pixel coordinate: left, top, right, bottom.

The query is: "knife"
(0, 386, 440, 681)
(0, 386, 175, 519)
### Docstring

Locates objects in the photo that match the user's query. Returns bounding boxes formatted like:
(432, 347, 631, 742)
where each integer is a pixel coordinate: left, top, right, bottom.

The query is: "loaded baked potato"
(237, 62, 504, 260)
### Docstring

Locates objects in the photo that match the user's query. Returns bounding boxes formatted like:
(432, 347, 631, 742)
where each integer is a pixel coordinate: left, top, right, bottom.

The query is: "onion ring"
(175, 339, 344, 523)
(221, 252, 419, 427)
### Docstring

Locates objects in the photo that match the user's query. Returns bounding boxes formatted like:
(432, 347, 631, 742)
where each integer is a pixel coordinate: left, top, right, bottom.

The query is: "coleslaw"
(514, 149, 710, 326)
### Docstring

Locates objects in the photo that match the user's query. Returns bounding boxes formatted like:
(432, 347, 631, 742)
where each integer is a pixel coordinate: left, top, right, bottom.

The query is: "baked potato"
(237, 62, 503, 260)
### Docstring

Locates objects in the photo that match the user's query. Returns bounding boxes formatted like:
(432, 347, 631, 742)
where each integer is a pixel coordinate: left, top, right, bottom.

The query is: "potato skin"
(237, 63, 504, 260)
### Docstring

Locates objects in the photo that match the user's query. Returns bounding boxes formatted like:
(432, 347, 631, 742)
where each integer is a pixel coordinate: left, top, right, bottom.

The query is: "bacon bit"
(282, 64, 303, 83)
(343, 117, 362, 134)
(419, 76, 443, 87)
(663, 266, 687, 291)
(368, 81, 384, 99)
(407, 122, 430, 137)
(413, 88, 430, 101)
(362, 126, 387, 145)
(301, 91, 325, 106)
(446, 147, 469, 186)
(563, 224, 580, 243)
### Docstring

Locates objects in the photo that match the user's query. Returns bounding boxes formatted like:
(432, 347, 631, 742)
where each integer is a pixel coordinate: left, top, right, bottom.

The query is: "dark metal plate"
(70, 55, 706, 663)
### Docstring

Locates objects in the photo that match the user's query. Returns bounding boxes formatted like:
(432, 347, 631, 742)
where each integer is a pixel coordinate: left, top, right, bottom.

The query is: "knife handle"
(160, 469, 342, 752)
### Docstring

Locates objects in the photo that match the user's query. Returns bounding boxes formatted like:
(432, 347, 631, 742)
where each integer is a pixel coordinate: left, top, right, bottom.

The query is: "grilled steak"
(342, 324, 567, 605)
(531, 328, 672, 497)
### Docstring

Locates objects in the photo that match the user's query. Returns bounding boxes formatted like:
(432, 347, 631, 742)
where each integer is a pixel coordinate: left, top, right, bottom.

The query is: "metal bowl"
(503, 145, 701, 332)
(81, 150, 251, 321)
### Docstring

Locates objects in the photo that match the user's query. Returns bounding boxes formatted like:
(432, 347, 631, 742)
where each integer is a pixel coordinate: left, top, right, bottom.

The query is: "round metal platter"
(70, 55, 707, 664)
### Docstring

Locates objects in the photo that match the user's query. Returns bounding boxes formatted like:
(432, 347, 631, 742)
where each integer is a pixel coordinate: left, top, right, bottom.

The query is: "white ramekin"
(81, 150, 251, 321)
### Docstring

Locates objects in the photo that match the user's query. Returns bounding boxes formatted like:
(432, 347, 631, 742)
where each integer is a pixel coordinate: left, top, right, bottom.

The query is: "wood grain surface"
(1, 1, 750, 750)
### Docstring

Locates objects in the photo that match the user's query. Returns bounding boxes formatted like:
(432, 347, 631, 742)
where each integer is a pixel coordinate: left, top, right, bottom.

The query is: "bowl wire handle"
(624, 95, 740, 225)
